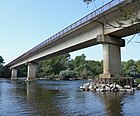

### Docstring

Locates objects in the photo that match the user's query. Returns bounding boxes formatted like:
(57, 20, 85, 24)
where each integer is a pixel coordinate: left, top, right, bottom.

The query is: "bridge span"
(6, 0, 140, 80)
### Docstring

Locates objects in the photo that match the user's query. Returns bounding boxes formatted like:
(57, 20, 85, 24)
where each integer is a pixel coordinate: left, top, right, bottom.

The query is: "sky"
(0, 0, 140, 64)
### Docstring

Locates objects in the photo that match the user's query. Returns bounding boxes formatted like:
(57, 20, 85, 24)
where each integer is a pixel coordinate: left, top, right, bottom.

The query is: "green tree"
(0, 65, 4, 77)
(37, 54, 71, 78)
(0, 55, 10, 78)
(136, 60, 140, 73)
(128, 65, 139, 77)
(121, 61, 127, 76)
(0, 56, 4, 64)
(73, 54, 102, 79)
(123, 59, 135, 76)
(122, 60, 140, 77)
(73, 54, 86, 78)
(74, 54, 86, 67)
(59, 69, 78, 80)
(17, 65, 27, 77)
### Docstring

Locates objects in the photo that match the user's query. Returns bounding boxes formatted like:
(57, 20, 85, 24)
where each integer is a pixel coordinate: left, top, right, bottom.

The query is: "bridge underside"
(10, 35, 125, 80)
(7, 0, 140, 80)
(110, 23, 140, 37)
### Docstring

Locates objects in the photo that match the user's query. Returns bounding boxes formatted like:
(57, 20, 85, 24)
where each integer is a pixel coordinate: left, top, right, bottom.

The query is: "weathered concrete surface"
(11, 68, 17, 79)
(97, 35, 125, 78)
(27, 63, 37, 80)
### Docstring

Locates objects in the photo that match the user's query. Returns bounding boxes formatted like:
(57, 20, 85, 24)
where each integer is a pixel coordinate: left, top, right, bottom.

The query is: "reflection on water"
(97, 92, 124, 116)
(0, 79, 140, 116)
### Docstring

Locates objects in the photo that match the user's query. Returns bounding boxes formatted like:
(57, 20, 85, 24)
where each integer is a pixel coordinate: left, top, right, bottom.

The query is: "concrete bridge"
(6, 0, 140, 80)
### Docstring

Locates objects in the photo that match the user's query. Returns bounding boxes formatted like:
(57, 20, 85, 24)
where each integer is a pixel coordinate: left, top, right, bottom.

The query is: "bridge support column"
(11, 68, 17, 79)
(97, 35, 125, 78)
(101, 43, 121, 78)
(27, 62, 37, 80)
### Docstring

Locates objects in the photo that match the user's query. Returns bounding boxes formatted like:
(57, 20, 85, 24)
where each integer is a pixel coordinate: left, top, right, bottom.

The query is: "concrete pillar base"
(94, 77, 112, 84)
(26, 78, 37, 81)
(99, 73, 113, 78)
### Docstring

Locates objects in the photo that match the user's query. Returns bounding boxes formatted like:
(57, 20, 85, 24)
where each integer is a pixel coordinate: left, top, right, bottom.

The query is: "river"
(0, 79, 140, 116)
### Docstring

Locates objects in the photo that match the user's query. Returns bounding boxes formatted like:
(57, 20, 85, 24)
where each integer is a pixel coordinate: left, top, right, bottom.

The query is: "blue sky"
(0, 0, 139, 64)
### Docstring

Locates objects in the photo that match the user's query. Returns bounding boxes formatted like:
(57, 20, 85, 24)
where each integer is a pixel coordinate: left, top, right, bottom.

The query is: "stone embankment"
(80, 83, 140, 92)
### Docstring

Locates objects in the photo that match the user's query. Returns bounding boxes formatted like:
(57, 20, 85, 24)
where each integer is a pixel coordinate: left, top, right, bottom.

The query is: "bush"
(135, 78, 140, 84)
(0, 65, 10, 78)
(59, 70, 78, 80)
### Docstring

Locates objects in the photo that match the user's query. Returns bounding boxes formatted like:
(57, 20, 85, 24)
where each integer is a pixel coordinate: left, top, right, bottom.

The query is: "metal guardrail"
(7, 0, 125, 66)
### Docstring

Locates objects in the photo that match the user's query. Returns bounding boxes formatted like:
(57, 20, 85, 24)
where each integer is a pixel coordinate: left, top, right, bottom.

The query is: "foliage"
(17, 65, 27, 77)
(0, 56, 4, 64)
(37, 54, 70, 78)
(136, 60, 140, 73)
(36, 53, 140, 79)
(59, 70, 78, 80)
(135, 78, 140, 84)
(117, 0, 140, 27)
(122, 59, 140, 78)
(128, 65, 139, 77)
(37, 53, 102, 79)
(0, 56, 10, 78)
(83, 0, 93, 5)
(0, 65, 4, 77)
(1, 53, 140, 79)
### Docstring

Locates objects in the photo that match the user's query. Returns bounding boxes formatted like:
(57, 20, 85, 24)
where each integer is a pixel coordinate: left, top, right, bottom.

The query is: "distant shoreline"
(0, 78, 10, 80)
(0, 78, 6, 79)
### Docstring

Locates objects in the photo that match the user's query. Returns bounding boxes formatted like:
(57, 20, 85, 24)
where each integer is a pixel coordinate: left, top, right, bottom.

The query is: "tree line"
(36, 54, 140, 79)
(37, 54, 103, 80)
(0, 56, 10, 78)
(0, 54, 140, 79)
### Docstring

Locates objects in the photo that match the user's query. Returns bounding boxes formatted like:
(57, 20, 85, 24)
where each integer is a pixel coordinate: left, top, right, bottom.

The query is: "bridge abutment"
(27, 62, 37, 80)
(11, 68, 17, 79)
(97, 35, 125, 78)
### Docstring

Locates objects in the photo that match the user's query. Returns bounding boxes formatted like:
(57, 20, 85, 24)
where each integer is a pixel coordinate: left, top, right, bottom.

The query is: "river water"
(0, 79, 140, 116)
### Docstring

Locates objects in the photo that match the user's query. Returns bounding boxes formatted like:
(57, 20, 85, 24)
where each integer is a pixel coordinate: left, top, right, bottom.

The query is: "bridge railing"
(29, 0, 124, 54)
(7, 0, 125, 66)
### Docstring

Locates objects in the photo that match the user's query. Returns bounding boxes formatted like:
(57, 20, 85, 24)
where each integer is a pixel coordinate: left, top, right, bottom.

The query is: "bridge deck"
(6, 0, 125, 67)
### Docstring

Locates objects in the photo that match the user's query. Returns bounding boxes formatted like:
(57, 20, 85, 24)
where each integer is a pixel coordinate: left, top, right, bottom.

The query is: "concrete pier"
(102, 43, 121, 78)
(11, 68, 17, 79)
(27, 62, 37, 80)
(97, 35, 125, 78)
